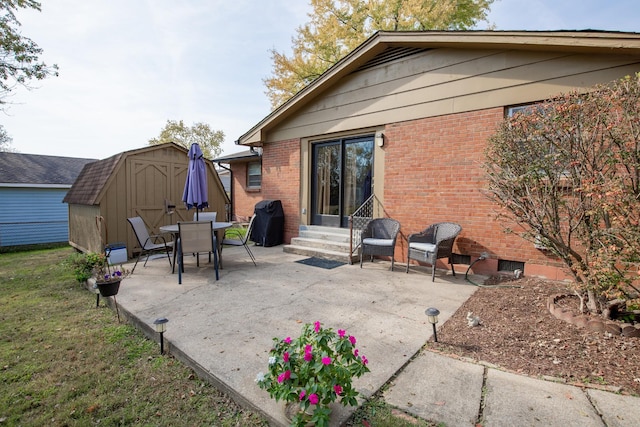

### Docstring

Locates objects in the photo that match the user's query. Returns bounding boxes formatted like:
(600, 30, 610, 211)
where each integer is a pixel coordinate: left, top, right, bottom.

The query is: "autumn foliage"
(485, 74, 640, 314)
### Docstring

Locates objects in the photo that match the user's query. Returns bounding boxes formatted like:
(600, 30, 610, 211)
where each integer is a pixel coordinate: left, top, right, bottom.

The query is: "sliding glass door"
(311, 136, 373, 227)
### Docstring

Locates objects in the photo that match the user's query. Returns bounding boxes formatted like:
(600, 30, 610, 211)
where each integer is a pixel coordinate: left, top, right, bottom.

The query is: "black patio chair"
(406, 222, 462, 281)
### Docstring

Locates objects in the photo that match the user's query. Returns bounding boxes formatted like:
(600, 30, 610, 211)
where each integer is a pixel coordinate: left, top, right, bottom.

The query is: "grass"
(0, 247, 266, 426)
(0, 246, 435, 426)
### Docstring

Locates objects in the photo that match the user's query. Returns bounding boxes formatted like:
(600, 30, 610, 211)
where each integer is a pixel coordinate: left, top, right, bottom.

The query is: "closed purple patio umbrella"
(182, 143, 208, 220)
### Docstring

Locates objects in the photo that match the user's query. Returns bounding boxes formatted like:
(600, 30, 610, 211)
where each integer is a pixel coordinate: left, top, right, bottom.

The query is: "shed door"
(129, 160, 172, 235)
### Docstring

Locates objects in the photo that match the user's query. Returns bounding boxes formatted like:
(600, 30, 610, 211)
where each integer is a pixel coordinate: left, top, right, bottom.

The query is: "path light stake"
(425, 307, 440, 342)
(153, 317, 169, 354)
(93, 283, 100, 307)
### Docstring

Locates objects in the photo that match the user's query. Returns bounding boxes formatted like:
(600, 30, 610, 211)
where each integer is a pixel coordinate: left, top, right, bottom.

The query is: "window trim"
(247, 161, 262, 189)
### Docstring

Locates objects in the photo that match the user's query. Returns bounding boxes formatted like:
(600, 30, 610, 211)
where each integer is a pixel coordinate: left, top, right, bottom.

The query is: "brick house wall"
(383, 108, 568, 279)
(251, 107, 571, 280)
(260, 139, 301, 244)
(231, 162, 262, 221)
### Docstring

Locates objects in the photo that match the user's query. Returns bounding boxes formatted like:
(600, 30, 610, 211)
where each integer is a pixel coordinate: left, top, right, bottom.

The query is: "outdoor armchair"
(177, 221, 219, 284)
(193, 211, 217, 262)
(359, 218, 401, 271)
(406, 222, 462, 281)
(127, 216, 173, 273)
(222, 214, 257, 266)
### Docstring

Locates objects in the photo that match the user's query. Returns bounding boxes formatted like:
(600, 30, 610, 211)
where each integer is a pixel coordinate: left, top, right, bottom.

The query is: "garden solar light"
(425, 307, 440, 342)
(153, 317, 169, 354)
(93, 283, 100, 307)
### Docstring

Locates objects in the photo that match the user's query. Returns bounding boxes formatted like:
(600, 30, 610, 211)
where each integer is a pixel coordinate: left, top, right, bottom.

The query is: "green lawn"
(0, 246, 435, 426)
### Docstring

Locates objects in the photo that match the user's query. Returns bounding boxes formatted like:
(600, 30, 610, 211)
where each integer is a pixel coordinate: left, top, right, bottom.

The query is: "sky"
(2, 0, 639, 160)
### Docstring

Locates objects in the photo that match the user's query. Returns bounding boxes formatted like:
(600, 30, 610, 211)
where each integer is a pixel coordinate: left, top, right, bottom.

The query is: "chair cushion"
(363, 238, 394, 246)
(409, 242, 436, 253)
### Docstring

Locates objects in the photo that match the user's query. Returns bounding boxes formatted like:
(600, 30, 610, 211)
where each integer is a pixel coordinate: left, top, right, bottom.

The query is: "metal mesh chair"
(193, 211, 217, 222)
(177, 221, 218, 284)
(406, 222, 462, 281)
(359, 218, 401, 271)
(127, 216, 173, 273)
(222, 214, 257, 266)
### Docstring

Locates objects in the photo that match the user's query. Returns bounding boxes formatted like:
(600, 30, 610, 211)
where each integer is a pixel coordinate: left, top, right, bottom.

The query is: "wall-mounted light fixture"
(425, 307, 440, 342)
(375, 131, 384, 147)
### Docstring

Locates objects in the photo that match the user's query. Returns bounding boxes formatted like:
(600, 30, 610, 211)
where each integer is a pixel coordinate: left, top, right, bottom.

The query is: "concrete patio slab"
(114, 245, 477, 425)
(106, 244, 640, 426)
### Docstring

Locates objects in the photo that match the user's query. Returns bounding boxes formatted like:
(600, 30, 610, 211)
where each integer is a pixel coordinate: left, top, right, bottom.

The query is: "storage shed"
(63, 143, 229, 258)
(0, 152, 96, 247)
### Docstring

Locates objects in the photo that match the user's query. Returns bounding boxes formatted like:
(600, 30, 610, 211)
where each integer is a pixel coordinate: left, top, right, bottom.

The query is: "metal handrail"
(348, 194, 376, 263)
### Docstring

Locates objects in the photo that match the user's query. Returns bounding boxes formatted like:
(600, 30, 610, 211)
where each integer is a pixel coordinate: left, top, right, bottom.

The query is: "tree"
(484, 74, 640, 316)
(1, 0, 58, 110)
(264, 0, 494, 108)
(0, 124, 15, 151)
(148, 120, 224, 160)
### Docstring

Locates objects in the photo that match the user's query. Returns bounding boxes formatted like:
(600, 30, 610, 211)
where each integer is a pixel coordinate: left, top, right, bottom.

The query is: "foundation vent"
(497, 259, 525, 273)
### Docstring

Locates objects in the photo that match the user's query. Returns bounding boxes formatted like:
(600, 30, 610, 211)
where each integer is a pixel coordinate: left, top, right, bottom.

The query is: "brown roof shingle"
(62, 153, 123, 205)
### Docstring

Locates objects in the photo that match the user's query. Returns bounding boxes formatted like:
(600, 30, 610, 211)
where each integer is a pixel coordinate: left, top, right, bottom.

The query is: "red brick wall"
(235, 109, 572, 280)
(384, 108, 569, 279)
(260, 139, 301, 244)
(230, 162, 262, 222)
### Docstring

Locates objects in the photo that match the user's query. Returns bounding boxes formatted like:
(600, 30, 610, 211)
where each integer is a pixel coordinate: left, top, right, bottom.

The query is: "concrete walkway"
(110, 245, 640, 426)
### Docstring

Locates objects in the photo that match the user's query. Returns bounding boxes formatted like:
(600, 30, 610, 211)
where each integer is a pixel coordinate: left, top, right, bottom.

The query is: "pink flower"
(334, 384, 343, 395)
(322, 357, 332, 365)
(354, 349, 359, 357)
(314, 321, 321, 333)
(349, 335, 356, 345)
(362, 356, 368, 365)
(284, 337, 291, 344)
(299, 390, 306, 400)
(309, 393, 319, 405)
(304, 352, 313, 362)
(277, 370, 291, 383)
(305, 344, 312, 354)
(283, 352, 289, 362)
(338, 329, 346, 338)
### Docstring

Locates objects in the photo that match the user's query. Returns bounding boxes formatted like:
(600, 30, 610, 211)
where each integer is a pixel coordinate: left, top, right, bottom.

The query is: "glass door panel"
(311, 137, 373, 227)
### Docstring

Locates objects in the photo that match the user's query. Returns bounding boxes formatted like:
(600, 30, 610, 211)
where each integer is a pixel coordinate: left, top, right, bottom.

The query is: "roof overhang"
(236, 30, 640, 146)
(0, 183, 72, 189)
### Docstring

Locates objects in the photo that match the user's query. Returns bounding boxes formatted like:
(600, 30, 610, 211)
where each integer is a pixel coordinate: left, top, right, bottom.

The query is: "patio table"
(160, 222, 232, 273)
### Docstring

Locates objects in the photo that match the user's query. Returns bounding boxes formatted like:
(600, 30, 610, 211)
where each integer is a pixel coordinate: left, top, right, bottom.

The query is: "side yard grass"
(0, 246, 435, 426)
(0, 247, 266, 426)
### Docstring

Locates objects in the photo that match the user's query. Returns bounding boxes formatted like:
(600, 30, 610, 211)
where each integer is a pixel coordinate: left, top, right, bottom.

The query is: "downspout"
(218, 163, 233, 222)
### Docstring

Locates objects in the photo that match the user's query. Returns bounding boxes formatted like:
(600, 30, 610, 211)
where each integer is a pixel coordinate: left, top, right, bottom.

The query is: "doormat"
(295, 257, 346, 270)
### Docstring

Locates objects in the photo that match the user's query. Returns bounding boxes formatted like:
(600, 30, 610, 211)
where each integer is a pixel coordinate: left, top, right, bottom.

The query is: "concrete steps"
(283, 225, 358, 264)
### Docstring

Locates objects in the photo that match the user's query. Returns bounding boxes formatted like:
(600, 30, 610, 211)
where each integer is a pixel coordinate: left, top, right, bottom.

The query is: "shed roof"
(236, 30, 640, 146)
(64, 143, 192, 206)
(0, 152, 97, 187)
(62, 153, 123, 205)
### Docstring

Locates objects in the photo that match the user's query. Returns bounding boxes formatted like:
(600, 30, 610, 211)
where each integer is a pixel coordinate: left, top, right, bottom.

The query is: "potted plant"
(256, 321, 370, 427)
(68, 251, 129, 297)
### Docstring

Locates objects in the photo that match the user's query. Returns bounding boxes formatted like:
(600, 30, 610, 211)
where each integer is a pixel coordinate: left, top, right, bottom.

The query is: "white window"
(247, 161, 261, 188)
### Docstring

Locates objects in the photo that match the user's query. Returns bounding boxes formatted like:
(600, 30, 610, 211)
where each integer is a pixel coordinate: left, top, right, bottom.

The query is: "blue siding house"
(0, 152, 96, 247)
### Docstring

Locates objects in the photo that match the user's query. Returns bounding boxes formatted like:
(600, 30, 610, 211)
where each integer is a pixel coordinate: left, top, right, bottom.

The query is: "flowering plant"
(256, 321, 370, 426)
(93, 253, 130, 283)
(71, 252, 127, 282)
